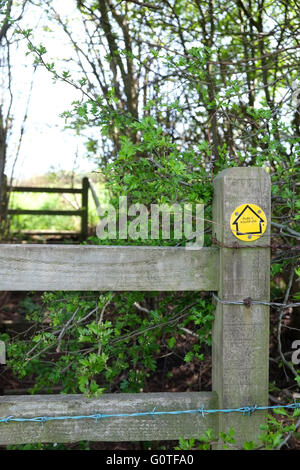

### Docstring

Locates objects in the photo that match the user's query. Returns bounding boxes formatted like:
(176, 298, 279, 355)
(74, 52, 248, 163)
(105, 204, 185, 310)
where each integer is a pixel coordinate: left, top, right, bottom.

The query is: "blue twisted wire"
(0, 402, 299, 424)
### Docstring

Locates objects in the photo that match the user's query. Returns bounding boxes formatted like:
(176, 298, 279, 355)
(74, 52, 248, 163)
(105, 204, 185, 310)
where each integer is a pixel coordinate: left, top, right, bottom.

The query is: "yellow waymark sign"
(230, 203, 267, 241)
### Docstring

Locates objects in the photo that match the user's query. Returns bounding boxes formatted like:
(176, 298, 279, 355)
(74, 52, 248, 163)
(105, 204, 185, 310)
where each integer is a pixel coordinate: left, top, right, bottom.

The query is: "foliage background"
(0, 0, 299, 450)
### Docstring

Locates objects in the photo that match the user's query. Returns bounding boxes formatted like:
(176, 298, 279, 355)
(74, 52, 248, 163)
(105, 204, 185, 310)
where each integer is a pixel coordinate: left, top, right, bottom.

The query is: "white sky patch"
(5, 0, 97, 182)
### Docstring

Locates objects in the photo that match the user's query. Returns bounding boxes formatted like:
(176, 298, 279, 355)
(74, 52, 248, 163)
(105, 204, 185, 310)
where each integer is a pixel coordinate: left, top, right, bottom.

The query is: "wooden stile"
(7, 179, 89, 240)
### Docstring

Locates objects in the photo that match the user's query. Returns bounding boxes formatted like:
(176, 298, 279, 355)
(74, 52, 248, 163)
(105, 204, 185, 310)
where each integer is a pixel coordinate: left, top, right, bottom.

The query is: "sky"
(5, 0, 97, 183)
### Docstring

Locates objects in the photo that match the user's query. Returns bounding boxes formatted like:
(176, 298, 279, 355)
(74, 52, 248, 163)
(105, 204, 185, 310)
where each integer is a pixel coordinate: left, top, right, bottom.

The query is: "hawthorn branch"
(124, 0, 163, 10)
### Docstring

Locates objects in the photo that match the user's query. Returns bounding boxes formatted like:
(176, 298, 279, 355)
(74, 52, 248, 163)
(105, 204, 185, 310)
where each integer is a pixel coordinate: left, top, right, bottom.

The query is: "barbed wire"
(0, 402, 299, 425)
(212, 293, 300, 309)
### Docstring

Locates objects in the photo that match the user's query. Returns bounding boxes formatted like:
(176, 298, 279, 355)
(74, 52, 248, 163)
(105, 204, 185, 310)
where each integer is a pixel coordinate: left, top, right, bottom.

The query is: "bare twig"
(133, 301, 150, 314)
(97, 295, 115, 354)
(272, 222, 300, 239)
(180, 327, 199, 339)
(111, 302, 198, 345)
(277, 416, 300, 450)
(124, 0, 163, 10)
(56, 307, 80, 352)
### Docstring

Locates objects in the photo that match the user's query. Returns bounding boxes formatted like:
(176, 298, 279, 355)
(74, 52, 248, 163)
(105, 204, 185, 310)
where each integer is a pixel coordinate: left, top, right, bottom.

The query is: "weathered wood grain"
(0, 392, 218, 444)
(0, 340, 5, 364)
(0, 245, 219, 291)
(212, 167, 270, 447)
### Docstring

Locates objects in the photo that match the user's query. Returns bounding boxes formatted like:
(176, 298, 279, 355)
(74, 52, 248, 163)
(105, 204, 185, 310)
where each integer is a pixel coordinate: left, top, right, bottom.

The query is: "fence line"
(212, 293, 300, 309)
(1, 402, 299, 425)
(0, 167, 282, 448)
(0, 244, 218, 291)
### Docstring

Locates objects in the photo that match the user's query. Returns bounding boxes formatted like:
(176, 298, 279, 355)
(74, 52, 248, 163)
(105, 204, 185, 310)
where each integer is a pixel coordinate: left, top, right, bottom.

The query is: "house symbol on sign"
(233, 205, 265, 235)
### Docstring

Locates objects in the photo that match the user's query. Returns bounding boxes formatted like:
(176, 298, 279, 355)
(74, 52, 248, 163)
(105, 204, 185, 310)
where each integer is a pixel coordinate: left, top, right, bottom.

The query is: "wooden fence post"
(81, 177, 89, 241)
(212, 167, 271, 448)
(0, 173, 7, 222)
(0, 340, 6, 364)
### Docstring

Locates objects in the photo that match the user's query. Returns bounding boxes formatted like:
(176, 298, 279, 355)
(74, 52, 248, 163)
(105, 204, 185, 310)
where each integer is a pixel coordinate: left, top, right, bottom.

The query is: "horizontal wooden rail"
(0, 392, 218, 444)
(0, 244, 219, 291)
(7, 209, 84, 216)
(10, 186, 82, 194)
(11, 230, 79, 236)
